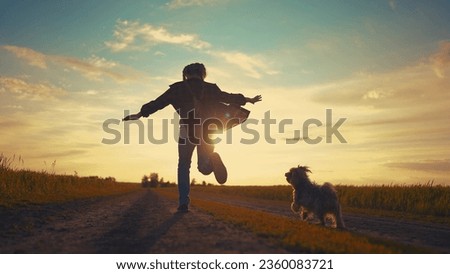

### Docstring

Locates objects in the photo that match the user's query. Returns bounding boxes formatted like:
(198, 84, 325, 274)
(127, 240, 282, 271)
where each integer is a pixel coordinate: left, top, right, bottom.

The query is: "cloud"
(3, 104, 24, 110)
(32, 149, 88, 159)
(351, 111, 448, 128)
(2, 45, 48, 69)
(295, 42, 450, 172)
(85, 55, 118, 69)
(0, 76, 66, 100)
(310, 59, 450, 110)
(212, 51, 278, 79)
(105, 20, 278, 79)
(54, 55, 135, 82)
(388, 0, 397, 11)
(430, 40, 450, 78)
(166, 0, 219, 9)
(2, 45, 141, 83)
(105, 20, 211, 52)
(362, 88, 392, 100)
(0, 119, 29, 130)
(306, 38, 336, 53)
(304, 60, 450, 151)
(385, 159, 450, 173)
(154, 51, 166, 56)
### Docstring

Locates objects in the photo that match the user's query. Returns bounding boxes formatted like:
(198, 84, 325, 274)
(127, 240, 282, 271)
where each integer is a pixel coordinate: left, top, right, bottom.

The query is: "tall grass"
(191, 184, 450, 218)
(0, 154, 140, 206)
(338, 184, 449, 217)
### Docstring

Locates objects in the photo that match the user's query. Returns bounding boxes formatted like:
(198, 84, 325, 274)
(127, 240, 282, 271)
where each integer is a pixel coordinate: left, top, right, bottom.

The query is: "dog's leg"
(316, 209, 326, 226)
(300, 207, 309, 220)
(291, 202, 301, 213)
(305, 211, 315, 221)
(320, 216, 326, 226)
(299, 207, 312, 221)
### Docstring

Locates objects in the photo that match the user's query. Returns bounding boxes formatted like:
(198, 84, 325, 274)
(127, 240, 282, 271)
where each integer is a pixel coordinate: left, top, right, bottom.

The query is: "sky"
(1, 0, 449, 186)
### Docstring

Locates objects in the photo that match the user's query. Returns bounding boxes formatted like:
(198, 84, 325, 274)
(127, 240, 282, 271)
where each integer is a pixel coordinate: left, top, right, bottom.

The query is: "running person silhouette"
(123, 63, 261, 212)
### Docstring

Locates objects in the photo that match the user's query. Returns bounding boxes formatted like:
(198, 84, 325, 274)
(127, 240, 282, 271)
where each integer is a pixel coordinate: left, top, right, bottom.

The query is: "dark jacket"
(140, 78, 246, 121)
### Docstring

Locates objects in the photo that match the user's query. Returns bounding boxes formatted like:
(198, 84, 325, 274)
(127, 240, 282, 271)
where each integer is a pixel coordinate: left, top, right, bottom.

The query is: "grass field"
(188, 184, 450, 219)
(0, 155, 140, 206)
(2, 152, 448, 219)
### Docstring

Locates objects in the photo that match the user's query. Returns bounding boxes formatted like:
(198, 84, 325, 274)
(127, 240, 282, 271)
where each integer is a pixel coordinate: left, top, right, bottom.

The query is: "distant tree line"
(141, 172, 176, 188)
(141, 172, 214, 188)
(190, 178, 214, 187)
(87, 176, 116, 183)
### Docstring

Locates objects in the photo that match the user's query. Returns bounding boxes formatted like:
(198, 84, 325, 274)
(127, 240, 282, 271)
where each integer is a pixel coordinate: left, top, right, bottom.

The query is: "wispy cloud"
(105, 20, 211, 52)
(105, 20, 278, 79)
(291, 42, 450, 177)
(165, 0, 219, 9)
(430, 40, 450, 78)
(0, 119, 29, 130)
(2, 45, 48, 69)
(2, 45, 141, 83)
(385, 159, 450, 173)
(32, 149, 88, 159)
(305, 57, 450, 158)
(388, 0, 397, 11)
(310, 53, 450, 110)
(0, 76, 66, 100)
(85, 55, 118, 69)
(212, 51, 278, 79)
(54, 55, 137, 82)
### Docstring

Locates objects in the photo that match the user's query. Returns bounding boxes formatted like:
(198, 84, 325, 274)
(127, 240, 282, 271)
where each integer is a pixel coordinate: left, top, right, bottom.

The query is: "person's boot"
(177, 204, 189, 213)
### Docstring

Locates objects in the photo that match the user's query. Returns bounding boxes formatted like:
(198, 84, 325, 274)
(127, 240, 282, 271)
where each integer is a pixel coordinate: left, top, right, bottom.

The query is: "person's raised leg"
(197, 140, 214, 175)
(197, 141, 227, 184)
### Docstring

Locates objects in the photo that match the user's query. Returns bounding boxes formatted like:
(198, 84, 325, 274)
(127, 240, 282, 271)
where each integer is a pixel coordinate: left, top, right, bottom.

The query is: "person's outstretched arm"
(245, 95, 262, 105)
(216, 86, 262, 106)
(122, 112, 142, 121)
(122, 88, 173, 121)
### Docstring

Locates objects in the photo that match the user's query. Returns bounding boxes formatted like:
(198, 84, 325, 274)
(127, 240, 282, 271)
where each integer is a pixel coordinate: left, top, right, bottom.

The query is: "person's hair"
(182, 63, 207, 80)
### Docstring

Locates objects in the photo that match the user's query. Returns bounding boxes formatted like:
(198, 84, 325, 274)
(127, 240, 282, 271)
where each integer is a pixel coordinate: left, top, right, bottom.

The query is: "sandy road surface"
(0, 188, 448, 253)
(0, 189, 286, 253)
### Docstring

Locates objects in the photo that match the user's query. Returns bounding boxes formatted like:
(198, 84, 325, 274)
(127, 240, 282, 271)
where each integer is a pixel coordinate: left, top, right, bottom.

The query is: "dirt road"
(0, 189, 286, 253)
(189, 191, 450, 253)
(0, 189, 448, 253)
